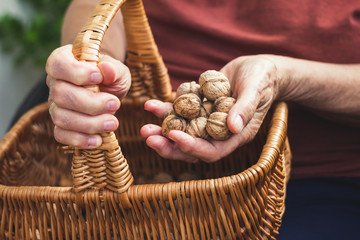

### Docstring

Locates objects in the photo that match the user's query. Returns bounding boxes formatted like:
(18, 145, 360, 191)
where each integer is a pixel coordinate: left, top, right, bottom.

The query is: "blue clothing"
(279, 178, 360, 240)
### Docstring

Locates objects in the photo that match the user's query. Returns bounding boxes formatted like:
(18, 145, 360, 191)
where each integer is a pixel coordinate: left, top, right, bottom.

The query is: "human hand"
(46, 44, 131, 148)
(140, 55, 280, 163)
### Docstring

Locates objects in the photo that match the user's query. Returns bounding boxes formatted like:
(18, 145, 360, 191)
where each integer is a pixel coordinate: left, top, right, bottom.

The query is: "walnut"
(176, 81, 201, 98)
(206, 112, 232, 140)
(161, 115, 187, 138)
(214, 97, 236, 113)
(186, 117, 210, 140)
(173, 93, 201, 119)
(199, 100, 214, 118)
(199, 70, 231, 101)
(164, 107, 175, 118)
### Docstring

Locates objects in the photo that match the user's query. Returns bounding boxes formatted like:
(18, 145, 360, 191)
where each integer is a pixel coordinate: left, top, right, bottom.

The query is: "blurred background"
(0, 0, 70, 139)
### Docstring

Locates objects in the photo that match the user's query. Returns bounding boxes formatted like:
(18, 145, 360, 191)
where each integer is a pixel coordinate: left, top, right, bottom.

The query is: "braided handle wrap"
(71, 0, 133, 196)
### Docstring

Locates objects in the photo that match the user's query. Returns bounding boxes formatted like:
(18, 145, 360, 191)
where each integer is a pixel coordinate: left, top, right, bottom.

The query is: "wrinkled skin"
(140, 55, 279, 163)
(46, 45, 131, 148)
(46, 45, 360, 162)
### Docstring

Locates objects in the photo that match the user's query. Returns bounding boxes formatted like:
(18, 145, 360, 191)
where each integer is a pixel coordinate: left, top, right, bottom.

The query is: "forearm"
(61, 0, 126, 61)
(271, 55, 360, 124)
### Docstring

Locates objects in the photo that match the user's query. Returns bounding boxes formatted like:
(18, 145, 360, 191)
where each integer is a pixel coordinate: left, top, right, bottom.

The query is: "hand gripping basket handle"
(73, 0, 173, 104)
(70, 0, 172, 196)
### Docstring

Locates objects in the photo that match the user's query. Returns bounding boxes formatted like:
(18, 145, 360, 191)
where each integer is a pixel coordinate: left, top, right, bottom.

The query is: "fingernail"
(150, 100, 160, 107)
(107, 100, 119, 112)
(88, 136, 100, 147)
(90, 72, 103, 83)
(103, 120, 116, 131)
(233, 115, 243, 133)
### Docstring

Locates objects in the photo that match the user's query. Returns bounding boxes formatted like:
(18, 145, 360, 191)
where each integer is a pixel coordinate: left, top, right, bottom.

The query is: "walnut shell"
(199, 100, 214, 118)
(173, 93, 201, 119)
(164, 107, 175, 118)
(176, 81, 201, 98)
(162, 115, 187, 138)
(199, 70, 231, 101)
(214, 97, 236, 113)
(186, 117, 210, 139)
(206, 112, 232, 140)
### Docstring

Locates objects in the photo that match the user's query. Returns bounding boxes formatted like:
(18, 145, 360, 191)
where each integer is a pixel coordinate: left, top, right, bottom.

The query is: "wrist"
(261, 54, 296, 102)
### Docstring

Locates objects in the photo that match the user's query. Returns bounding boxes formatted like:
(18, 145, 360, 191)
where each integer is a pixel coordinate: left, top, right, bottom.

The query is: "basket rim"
(0, 101, 288, 201)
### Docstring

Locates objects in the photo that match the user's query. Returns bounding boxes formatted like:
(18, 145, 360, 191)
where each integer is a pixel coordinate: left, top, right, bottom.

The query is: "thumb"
(227, 91, 258, 134)
(98, 56, 131, 99)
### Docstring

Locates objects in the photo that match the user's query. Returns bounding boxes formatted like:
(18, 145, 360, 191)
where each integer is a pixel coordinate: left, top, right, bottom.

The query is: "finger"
(146, 135, 199, 163)
(167, 131, 221, 163)
(224, 57, 276, 135)
(98, 57, 131, 99)
(227, 87, 259, 134)
(140, 124, 162, 138)
(46, 74, 54, 89)
(49, 79, 120, 115)
(54, 126, 102, 148)
(169, 130, 248, 163)
(49, 103, 119, 134)
(46, 45, 103, 85)
(144, 100, 173, 118)
(46, 75, 55, 103)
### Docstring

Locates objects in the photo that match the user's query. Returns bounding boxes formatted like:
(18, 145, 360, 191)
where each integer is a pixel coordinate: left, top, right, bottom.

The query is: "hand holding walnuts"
(162, 71, 235, 141)
(141, 55, 280, 163)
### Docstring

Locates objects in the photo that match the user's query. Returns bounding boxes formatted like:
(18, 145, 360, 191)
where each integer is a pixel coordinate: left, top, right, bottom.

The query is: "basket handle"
(73, 0, 173, 104)
(71, 0, 132, 197)
(70, 0, 172, 197)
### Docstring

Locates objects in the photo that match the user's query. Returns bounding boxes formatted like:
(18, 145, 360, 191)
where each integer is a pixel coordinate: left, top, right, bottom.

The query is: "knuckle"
(52, 110, 71, 130)
(53, 127, 64, 144)
(49, 110, 61, 127)
(51, 82, 77, 109)
(117, 66, 131, 96)
(49, 82, 67, 105)
(45, 51, 56, 75)
(45, 75, 53, 88)
(71, 63, 87, 85)
(71, 136, 87, 148)
(60, 114, 72, 130)
(46, 48, 64, 78)
(49, 81, 60, 99)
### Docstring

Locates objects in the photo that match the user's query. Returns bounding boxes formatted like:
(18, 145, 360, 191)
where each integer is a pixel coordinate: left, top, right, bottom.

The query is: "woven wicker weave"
(0, 0, 291, 239)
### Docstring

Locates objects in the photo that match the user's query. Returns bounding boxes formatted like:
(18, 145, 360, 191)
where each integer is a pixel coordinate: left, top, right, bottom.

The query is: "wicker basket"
(0, 0, 291, 239)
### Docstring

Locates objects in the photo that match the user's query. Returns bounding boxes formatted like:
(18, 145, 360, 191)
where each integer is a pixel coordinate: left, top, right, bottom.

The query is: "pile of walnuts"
(161, 70, 236, 141)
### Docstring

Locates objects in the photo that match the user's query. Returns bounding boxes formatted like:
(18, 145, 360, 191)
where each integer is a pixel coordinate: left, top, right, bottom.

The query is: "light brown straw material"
(0, 0, 291, 239)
